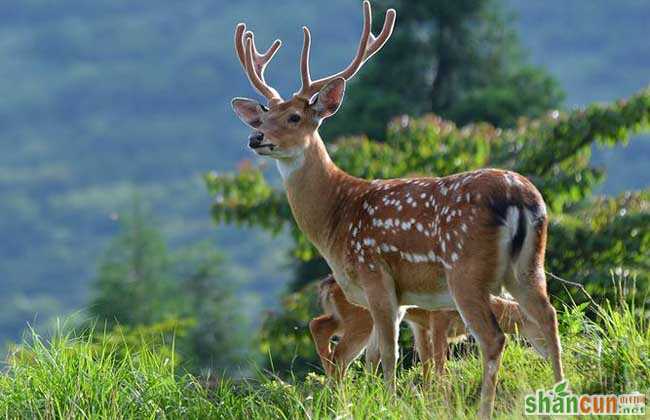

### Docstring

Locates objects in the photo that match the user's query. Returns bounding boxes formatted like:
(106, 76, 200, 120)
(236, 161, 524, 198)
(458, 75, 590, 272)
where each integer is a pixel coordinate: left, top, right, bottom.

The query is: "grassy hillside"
(1, 296, 647, 418)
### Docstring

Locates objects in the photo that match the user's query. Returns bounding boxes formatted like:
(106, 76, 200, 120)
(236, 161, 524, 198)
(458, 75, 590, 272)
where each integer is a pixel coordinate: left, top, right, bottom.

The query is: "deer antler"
(234, 23, 283, 104)
(296, 1, 396, 100)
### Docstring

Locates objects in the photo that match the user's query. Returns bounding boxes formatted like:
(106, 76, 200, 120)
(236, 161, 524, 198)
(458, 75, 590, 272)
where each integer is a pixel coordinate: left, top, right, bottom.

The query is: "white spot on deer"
(363, 238, 376, 246)
(446, 215, 452, 223)
(348, 223, 353, 231)
(389, 245, 398, 252)
(427, 251, 436, 261)
(355, 242, 361, 251)
(420, 193, 427, 199)
(369, 263, 375, 270)
(461, 223, 468, 233)
(358, 256, 365, 263)
(441, 241, 446, 254)
(440, 187, 448, 196)
(466, 193, 471, 203)
(446, 232, 451, 241)
(416, 223, 423, 232)
(352, 227, 358, 237)
(451, 252, 458, 262)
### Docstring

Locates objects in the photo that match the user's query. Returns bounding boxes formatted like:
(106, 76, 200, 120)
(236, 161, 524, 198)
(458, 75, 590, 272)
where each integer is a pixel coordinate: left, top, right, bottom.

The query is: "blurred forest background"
(1, 0, 648, 375)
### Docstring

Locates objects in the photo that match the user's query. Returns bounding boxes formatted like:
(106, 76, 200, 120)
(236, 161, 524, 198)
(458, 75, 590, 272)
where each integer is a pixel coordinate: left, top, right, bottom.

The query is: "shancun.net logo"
(524, 381, 646, 416)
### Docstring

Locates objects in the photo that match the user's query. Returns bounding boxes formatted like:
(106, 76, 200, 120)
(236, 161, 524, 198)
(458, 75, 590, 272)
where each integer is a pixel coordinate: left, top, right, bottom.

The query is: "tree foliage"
(89, 201, 250, 373)
(324, 0, 565, 141)
(205, 87, 650, 376)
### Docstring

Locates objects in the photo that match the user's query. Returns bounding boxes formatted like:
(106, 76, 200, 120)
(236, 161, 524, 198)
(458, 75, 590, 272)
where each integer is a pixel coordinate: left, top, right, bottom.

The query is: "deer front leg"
(361, 268, 400, 389)
(364, 327, 381, 374)
(309, 314, 339, 376)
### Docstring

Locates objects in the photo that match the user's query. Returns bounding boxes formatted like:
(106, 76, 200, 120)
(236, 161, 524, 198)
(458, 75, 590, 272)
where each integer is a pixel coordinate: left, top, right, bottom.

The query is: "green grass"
(1, 298, 648, 419)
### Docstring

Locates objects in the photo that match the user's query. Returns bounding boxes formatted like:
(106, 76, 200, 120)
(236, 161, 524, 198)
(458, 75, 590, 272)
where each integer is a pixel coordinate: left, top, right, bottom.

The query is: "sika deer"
(231, 2, 563, 417)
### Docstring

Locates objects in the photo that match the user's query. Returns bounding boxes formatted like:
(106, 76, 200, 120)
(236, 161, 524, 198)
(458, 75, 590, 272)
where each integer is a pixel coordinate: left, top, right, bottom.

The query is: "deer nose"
(248, 131, 264, 147)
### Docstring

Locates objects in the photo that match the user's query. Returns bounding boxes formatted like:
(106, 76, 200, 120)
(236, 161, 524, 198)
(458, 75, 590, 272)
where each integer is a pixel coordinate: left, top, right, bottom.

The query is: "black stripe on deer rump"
(486, 194, 527, 257)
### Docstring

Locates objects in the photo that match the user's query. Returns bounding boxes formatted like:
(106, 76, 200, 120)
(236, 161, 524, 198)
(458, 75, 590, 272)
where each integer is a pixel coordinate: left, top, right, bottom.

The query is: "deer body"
(231, 2, 563, 417)
(280, 138, 540, 311)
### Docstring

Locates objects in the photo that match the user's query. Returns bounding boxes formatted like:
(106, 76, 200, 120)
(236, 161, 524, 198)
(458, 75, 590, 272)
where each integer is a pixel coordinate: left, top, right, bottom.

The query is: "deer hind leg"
(309, 314, 339, 376)
(331, 314, 374, 381)
(505, 213, 564, 383)
(447, 272, 506, 419)
(505, 267, 563, 382)
(361, 268, 400, 389)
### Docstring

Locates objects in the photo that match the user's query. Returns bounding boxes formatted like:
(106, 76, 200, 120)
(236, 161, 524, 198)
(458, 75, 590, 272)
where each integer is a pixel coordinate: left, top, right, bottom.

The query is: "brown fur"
(232, 2, 563, 417)
(310, 275, 547, 382)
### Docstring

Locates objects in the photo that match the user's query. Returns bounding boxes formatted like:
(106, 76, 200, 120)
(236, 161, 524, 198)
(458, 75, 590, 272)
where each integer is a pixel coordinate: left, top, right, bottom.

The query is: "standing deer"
(310, 274, 548, 382)
(231, 1, 564, 417)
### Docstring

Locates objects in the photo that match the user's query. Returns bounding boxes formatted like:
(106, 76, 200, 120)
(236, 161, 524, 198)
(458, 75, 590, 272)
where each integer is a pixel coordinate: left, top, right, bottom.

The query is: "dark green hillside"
(0, 0, 358, 342)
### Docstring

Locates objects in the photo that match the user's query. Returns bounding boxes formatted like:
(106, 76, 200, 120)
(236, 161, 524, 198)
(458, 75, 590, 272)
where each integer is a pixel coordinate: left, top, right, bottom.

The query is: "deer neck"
(277, 132, 361, 257)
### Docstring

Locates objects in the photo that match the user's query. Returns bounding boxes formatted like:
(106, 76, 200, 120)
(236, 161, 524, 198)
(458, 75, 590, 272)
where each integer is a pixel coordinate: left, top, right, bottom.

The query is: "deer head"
(231, 1, 396, 160)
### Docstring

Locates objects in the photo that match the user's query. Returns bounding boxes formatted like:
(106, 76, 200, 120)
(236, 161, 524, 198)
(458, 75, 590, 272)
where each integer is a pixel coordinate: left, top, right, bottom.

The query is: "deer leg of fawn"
(448, 274, 506, 420)
(408, 320, 434, 384)
(362, 269, 400, 389)
(309, 314, 340, 376)
(431, 312, 452, 378)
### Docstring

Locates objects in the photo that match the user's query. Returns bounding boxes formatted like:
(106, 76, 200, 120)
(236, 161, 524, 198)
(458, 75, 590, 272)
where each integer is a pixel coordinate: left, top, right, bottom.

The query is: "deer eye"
(288, 114, 301, 123)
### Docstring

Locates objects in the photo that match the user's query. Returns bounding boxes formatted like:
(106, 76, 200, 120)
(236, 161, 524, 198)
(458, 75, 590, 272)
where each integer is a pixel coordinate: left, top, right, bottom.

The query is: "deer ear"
(231, 97, 266, 128)
(312, 78, 346, 119)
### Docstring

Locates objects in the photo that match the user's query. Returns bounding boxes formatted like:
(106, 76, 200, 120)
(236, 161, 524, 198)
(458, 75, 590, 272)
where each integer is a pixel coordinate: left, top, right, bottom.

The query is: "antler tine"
(296, 1, 396, 99)
(299, 26, 313, 96)
(234, 23, 283, 103)
(364, 8, 396, 60)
